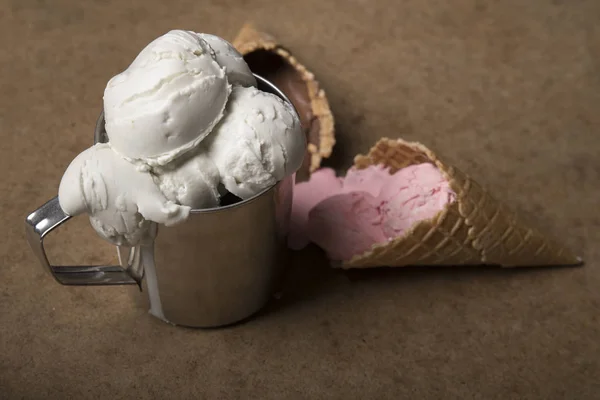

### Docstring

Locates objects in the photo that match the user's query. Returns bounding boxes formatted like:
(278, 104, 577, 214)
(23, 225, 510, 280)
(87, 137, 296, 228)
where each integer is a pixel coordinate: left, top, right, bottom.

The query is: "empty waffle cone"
(232, 23, 335, 181)
(342, 138, 582, 269)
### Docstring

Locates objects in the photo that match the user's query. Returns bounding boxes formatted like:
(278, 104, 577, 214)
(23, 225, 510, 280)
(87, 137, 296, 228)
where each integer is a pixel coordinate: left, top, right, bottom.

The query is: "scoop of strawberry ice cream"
(307, 192, 387, 261)
(288, 168, 342, 250)
(290, 163, 456, 262)
(379, 163, 455, 239)
(288, 165, 393, 250)
(341, 164, 391, 196)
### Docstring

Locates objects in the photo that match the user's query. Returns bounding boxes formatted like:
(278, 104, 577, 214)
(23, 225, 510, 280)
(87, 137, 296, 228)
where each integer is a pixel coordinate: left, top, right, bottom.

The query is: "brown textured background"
(2, 0, 599, 398)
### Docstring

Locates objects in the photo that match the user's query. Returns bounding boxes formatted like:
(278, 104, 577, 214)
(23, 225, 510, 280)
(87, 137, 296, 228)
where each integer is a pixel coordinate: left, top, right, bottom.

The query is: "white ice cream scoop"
(58, 143, 191, 246)
(196, 33, 257, 88)
(103, 30, 233, 166)
(151, 147, 221, 210)
(206, 85, 306, 199)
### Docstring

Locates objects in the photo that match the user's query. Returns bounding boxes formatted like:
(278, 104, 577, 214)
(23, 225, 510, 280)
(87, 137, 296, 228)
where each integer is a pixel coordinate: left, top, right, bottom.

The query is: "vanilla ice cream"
(103, 30, 255, 167)
(197, 33, 257, 88)
(58, 143, 191, 245)
(151, 146, 221, 210)
(58, 29, 305, 247)
(206, 85, 305, 199)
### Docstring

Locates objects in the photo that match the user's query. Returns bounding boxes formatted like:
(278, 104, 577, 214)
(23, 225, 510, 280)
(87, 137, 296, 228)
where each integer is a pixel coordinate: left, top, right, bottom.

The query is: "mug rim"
(93, 73, 300, 214)
(190, 182, 278, 214)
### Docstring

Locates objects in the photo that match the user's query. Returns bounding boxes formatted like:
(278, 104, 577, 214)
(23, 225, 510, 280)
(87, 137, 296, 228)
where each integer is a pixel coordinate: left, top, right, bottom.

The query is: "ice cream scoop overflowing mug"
(25, 75, 298, 328)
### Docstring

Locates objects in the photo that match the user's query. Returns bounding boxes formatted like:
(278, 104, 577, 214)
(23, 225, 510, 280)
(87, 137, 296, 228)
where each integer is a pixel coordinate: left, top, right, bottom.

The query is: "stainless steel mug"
(25, 74, 299, 328)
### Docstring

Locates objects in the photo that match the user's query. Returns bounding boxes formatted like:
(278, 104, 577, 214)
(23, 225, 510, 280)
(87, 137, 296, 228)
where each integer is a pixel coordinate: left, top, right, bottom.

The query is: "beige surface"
(2, 0, 599, 398)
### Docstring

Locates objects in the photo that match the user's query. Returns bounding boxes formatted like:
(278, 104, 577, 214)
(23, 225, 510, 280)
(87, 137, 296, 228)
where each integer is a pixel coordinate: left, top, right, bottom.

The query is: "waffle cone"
(232, 23, 335, 179)
(342, 138, 582, 269)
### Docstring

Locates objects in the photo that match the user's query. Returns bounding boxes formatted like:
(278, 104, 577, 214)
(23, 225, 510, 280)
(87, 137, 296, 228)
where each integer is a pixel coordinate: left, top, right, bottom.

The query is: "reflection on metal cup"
(131, 177, 292, 327)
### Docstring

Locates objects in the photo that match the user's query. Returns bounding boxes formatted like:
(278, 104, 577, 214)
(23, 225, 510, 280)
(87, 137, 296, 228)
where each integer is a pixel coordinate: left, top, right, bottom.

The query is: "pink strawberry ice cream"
(341, 164, 391, 196)
(378, 163, 455, 239)
(290, 163, 456, 262)
(288, 168, 342, 250)
(307, 192, 387, 261)
(289, 165, 392, 250)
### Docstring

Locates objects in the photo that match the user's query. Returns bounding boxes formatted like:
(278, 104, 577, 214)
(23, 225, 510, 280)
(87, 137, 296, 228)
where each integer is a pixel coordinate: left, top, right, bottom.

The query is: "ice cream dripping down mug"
(25, 74, 298, 328)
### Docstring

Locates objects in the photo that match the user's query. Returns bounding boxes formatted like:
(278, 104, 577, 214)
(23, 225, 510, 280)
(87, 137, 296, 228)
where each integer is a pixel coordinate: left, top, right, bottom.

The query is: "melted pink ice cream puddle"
(289, 163, 456, 261)
(288, 168, 343, 249)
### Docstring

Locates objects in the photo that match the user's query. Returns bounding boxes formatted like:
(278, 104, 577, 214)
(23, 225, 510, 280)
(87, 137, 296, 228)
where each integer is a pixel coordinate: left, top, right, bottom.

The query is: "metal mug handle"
(25, 196, 141, 287)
